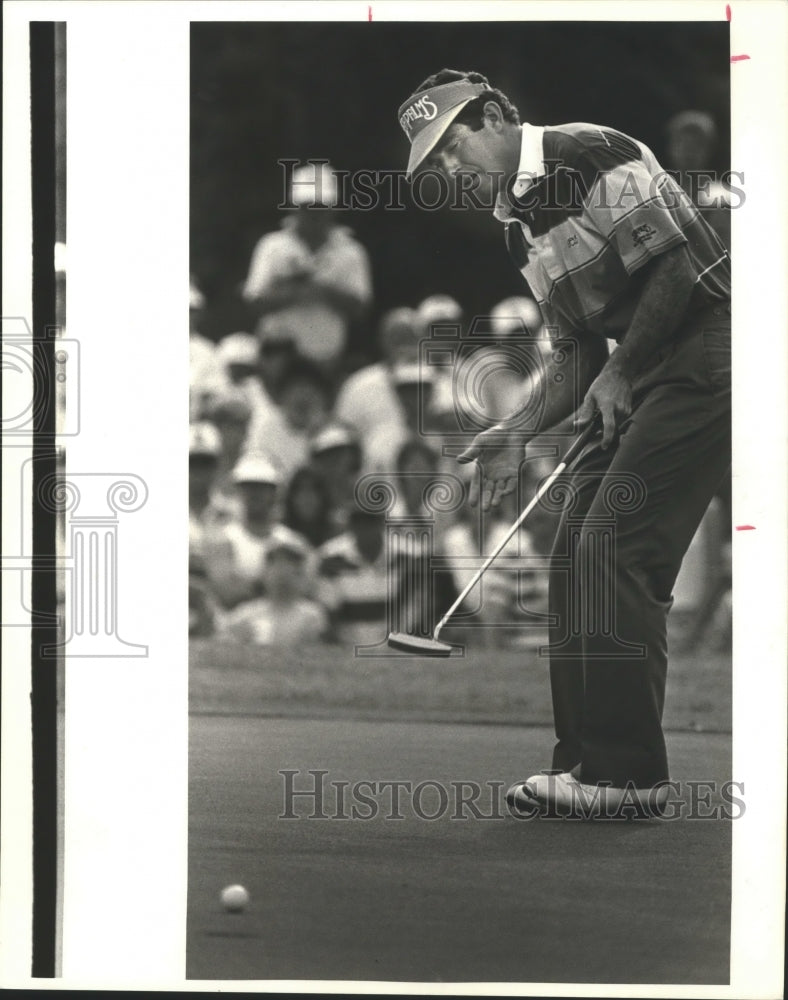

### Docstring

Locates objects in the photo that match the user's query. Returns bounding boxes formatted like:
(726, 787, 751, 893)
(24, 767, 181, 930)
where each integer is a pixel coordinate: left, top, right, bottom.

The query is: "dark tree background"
(191, 20, 729, 350)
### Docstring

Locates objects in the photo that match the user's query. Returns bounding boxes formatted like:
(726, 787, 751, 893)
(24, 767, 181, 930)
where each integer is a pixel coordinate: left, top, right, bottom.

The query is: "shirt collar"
(493, 123, 546, 222)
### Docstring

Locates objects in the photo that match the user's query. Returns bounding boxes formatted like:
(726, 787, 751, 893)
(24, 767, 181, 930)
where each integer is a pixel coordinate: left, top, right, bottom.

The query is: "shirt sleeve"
(572, 137, 689, 275)
(318, 239, 373, 304)
(339, 243, 373, 303)
(242, 234, 282, 301)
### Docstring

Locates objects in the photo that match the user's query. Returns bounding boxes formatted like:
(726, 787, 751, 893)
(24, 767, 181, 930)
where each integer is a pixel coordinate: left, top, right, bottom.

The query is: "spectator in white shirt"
(318, 508, 391, 648)
(204, 454, 311, 610)
(189, 421, 224, 635)
(243, 357, 332, 486)
(484, 296, 549, 422)
(334, 307, 422, 456)
(215, 332, 271, 424)
(203, 387, 252, 526)
(363, 361, 437, 473)
(416, 294, 464, 422)
(220, 535, 328, 648)
(242, 162, 372, 373)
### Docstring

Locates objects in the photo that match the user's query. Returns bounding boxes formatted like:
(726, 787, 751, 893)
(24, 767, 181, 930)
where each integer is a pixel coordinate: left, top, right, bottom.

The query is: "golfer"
(398, 69, 731, 817)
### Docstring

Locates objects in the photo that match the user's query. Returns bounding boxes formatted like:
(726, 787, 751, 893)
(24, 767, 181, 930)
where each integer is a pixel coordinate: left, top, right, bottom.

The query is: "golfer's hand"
(457, 426, 527, 511)
(576, 367, 632, 450)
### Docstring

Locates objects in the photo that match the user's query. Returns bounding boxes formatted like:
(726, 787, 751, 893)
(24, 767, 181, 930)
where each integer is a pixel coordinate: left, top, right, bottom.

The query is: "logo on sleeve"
(632, 224, 657, 247)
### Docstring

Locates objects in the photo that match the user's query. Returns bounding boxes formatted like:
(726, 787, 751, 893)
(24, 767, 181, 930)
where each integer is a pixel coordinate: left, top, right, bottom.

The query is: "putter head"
(386, 632, 454, 656)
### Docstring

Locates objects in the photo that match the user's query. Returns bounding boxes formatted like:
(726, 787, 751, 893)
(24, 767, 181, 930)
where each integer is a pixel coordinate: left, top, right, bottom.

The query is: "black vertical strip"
(30, 20, 58, 979)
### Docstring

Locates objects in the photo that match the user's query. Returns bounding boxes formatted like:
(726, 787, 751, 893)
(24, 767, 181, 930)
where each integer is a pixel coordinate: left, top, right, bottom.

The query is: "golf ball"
(220, 884, 250, 912)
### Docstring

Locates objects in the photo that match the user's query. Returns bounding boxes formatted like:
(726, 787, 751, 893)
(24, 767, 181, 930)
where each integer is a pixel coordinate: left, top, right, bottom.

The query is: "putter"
(387, 417, 601, 656)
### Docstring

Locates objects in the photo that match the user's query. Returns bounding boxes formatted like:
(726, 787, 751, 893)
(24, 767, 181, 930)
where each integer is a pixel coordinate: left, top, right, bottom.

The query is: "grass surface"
(190, 635, 731, 732)
(188, 717, 732, 983)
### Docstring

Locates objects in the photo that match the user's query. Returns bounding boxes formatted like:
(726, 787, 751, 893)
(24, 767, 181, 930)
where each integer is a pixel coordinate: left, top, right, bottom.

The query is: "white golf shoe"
(506, 771, 670, 819)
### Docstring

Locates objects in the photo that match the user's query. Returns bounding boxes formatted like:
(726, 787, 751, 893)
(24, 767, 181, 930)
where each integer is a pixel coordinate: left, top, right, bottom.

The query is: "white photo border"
(2, 1, 786, 995)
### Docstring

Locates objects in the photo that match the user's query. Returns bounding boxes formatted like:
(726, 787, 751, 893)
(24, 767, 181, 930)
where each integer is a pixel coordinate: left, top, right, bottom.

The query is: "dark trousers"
(547, 302, 731, 787)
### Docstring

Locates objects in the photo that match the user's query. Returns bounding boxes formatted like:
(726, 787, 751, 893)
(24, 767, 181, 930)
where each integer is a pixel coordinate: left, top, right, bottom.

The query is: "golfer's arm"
(498, 245, 697, 440)
(604, 244, 697, 381)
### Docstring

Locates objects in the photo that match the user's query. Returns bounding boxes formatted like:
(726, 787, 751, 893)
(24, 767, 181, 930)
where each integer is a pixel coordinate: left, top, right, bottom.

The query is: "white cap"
(310, 423, 359, 455)
(490, 297, 542, 337)
(290, 163, 338, 207)
(189, 421, 222, 456)
(417, 295, 463, 327)
(231, 454, 282, 486)
(217, 332, 258, 366)
(391, 362, 434, 386)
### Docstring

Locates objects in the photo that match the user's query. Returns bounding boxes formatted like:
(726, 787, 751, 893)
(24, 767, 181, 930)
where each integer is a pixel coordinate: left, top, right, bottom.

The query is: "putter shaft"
(433, 419, 599, 640)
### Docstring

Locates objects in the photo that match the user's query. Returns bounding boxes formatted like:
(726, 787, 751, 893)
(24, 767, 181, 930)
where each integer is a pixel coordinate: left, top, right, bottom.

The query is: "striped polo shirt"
(494, 123, 731, 343)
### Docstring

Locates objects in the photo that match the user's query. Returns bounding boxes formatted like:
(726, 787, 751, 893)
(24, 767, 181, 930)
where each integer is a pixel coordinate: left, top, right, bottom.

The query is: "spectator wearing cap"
(242, 162, 373, 373)
(362, 361, 440, 473)
(220, 535, 328, 648)
(318, 508, 391, 647)
(490, 295, 543, 340)
(308, 422, 363, 531)
(482, 296, 552, 421)
(189, 422, 224, 635)
(665, 110, 731, 251)
(189, 422, 223, 539)
(416, 294, 464, 420)
(203, 455, 311, 610)
(203, 388, 252, 526)
(243, 357, 332, 486)
(283, 466, 338, 549)
(215, 331, 279, 429)
(334, 307, 422, 457)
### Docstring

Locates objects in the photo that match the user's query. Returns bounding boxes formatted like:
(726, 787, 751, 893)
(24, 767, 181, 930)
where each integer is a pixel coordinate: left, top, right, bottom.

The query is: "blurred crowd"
(190, 122, 733, 651)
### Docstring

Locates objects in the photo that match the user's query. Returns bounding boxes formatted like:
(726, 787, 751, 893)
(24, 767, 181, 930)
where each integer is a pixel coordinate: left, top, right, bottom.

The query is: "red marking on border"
(368, 5, 372, 21)
(735, 524, 756, 531)
(725, 4, 731, 20)
(730, 54, 750, 62)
